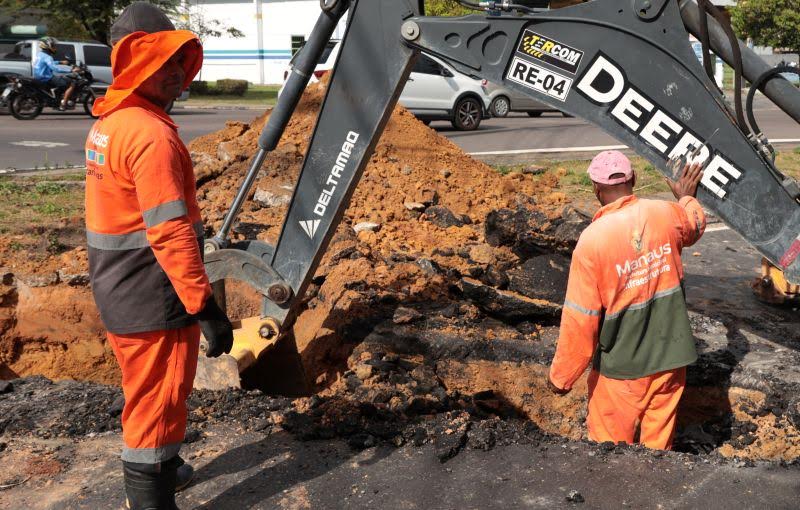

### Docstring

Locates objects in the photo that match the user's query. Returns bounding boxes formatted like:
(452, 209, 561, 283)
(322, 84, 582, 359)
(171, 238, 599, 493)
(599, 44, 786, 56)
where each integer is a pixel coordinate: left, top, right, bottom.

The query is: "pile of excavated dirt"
(2, 79, 800, 463)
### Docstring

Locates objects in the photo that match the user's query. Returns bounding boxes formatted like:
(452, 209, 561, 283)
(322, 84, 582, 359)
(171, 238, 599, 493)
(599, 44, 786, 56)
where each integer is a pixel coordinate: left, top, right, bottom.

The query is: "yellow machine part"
(752, 258, 800, 305)
(228, 316, 281, 373)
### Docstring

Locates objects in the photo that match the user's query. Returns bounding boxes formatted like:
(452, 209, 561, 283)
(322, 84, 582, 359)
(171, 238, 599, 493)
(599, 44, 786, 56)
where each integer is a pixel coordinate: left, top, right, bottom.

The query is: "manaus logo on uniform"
(517, 30, 584, 74)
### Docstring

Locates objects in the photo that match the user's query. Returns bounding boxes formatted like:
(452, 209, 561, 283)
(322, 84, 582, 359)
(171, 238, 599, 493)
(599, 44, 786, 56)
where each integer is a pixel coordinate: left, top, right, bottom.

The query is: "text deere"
(576, 53, 743, 199)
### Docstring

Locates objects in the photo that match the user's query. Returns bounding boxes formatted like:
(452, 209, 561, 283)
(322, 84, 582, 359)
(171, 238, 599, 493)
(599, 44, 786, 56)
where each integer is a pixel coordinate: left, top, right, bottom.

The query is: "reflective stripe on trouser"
(586, 366, 686, 450)
(107, 325, 200, 463)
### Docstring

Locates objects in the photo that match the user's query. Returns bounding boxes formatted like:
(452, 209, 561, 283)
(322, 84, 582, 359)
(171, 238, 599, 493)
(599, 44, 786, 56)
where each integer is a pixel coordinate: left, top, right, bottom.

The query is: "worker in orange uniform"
(549, 150, 705, 450)
(85, 3, 233, 508)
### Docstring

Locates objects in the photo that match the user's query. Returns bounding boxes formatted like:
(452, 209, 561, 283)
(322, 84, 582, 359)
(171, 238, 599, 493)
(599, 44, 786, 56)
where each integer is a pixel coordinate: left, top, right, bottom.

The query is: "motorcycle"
(4, 60, 98, 120)
(0, 73, 22, 109)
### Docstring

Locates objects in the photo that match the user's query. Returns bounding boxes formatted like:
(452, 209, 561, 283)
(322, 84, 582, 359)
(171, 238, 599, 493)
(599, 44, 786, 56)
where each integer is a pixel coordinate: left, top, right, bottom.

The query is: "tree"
(0, 0, 241, 45)
(424, 0, 474, 16)
(0, 0, 179, 43)
(730, 0, 800, 54)
(173, 2, 243, 44)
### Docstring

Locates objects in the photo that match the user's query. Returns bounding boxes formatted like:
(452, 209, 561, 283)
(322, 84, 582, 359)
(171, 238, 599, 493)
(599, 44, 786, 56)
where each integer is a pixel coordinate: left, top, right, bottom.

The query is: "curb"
(173, 103, 271, 111)
(0, 166, 86, 175)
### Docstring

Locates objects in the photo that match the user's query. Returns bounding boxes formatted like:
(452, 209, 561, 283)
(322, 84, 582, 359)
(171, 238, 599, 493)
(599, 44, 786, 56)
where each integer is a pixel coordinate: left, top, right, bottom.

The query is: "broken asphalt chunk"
(460, 278, 561, 320)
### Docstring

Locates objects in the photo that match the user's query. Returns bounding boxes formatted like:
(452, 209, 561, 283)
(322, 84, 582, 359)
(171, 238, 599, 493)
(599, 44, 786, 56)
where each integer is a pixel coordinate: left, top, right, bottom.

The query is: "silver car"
(484, 81, 570, 118)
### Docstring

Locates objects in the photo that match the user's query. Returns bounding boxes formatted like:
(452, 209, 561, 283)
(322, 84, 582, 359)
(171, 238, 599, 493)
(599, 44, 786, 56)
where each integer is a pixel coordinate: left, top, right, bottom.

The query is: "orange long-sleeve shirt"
(550, 195, 706, 390)
(85, 30, 210, 334)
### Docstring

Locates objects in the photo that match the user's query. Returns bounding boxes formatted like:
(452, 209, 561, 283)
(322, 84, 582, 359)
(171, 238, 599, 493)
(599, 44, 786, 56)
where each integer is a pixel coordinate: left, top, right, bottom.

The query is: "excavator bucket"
(194, 317, 281, 390)
(752, 259, 800, 306)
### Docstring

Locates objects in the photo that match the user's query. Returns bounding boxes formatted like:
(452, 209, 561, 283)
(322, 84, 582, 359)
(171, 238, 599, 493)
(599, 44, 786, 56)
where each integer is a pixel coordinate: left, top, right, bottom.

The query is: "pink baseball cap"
(587, 150, 633, 185)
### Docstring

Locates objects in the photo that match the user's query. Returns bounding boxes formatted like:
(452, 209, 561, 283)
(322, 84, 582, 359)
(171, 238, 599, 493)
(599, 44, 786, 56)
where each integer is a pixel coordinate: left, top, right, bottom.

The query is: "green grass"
(0, 173, 84, 233)
(183, 83, 280, 107)
(544, 157, 671, 197)
(493, 148, 800, 202)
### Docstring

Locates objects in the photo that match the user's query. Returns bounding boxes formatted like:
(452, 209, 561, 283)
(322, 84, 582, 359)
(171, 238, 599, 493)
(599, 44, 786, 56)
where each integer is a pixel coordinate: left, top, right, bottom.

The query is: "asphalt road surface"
(0, 95, 797, 171)
(0, 107, 265, 171)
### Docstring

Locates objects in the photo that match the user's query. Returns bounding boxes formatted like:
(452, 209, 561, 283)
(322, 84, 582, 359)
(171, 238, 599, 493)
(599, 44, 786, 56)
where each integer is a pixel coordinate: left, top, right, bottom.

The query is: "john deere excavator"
(194, 0, 800, 389)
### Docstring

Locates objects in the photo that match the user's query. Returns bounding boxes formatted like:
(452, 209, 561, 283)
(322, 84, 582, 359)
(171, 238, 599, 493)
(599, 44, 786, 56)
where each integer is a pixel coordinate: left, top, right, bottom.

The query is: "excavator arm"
(198, 0, 800, 387)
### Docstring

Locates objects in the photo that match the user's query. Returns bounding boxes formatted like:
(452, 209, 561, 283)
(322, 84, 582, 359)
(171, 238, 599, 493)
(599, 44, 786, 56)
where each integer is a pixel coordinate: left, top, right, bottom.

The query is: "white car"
(279, 41, 491, 131)
(400, 52, 491, 131)
(278, 39, 340, 97)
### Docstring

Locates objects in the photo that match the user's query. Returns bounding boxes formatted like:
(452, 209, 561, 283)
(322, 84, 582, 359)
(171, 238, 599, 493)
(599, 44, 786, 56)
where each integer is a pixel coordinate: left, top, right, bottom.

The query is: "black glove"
(194, 298, 233, 358)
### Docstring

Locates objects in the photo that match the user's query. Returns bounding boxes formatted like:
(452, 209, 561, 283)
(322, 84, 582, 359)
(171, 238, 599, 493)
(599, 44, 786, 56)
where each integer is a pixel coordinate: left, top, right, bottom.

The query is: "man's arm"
(129, 137, 211, 314)
(666, 162, 706, 247)
(41, 54, 63, 74)
(549, 239, 603, 393)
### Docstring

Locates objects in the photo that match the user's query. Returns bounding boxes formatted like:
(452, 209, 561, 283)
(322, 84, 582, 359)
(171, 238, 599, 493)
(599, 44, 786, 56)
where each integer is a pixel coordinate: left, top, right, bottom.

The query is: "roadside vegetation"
(493, 147, 800, 201)
(0, 173, 84, 235)
(184, 83, 280, 107)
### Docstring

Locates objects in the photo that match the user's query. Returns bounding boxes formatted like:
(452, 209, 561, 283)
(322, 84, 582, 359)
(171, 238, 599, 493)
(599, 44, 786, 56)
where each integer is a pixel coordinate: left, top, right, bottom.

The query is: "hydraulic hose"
(696, 0, 747, 132)
(746, 66, 800, 137)
(320, 0, 340, 12)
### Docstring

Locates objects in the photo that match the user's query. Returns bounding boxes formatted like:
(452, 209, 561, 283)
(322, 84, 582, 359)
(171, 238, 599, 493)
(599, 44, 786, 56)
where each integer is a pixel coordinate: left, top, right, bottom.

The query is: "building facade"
(188, 0, 348, 84)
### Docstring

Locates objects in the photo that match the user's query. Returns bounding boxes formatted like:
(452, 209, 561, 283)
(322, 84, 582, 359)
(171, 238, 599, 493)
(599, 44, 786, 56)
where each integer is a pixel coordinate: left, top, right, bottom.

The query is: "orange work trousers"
(586, 367, 686, 450)
(107, 324, 200, 464)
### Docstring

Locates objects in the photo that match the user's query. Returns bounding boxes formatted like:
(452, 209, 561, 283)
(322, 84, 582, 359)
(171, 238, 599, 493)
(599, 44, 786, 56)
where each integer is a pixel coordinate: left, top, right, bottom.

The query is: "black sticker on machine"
(516, 30, 584, 74)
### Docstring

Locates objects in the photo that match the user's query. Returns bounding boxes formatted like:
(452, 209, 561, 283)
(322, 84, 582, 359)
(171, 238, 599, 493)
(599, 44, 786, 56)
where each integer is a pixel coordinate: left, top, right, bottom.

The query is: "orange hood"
(93, 30, 202, 117)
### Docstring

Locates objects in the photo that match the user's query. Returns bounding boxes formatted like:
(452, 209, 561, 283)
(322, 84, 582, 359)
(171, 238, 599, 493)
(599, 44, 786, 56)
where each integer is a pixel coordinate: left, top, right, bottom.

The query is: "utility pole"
(254, 0, 265, 85)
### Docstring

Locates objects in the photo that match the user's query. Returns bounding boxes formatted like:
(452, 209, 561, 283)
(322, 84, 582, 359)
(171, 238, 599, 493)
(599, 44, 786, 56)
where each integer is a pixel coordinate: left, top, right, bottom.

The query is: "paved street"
(0, 95, 797, 171)
(0, 107, 264, 171)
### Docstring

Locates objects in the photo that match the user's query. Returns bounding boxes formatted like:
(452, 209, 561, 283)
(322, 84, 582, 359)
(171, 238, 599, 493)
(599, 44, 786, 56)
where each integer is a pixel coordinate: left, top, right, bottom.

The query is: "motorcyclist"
(33, 36, 77, 110)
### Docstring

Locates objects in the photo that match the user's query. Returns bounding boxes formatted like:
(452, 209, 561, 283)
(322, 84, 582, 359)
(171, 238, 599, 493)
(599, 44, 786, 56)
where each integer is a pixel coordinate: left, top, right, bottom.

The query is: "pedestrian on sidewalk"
(548, 150, 705, 450)
(84, 3, 233, 508)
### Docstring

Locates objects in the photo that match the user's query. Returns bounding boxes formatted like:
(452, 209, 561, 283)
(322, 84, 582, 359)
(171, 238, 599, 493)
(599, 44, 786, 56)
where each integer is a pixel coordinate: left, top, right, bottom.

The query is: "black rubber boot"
(174, 456, 194, 492)
(123, 457, 180, 510)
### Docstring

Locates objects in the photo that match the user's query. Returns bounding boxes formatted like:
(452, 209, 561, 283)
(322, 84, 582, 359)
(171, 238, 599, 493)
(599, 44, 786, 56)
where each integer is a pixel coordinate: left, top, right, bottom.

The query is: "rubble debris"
(424, 205, 465, 228)
(392, 306, 423, 324)
(403, 201, 426, 212)
(566, 490, 585, 503)
(253, 185, 293, 208)
(353, 222, 381, 234)
(460, 278, 561, 321)
(522, 165, 546, 175)
(507, 254, 570, 303)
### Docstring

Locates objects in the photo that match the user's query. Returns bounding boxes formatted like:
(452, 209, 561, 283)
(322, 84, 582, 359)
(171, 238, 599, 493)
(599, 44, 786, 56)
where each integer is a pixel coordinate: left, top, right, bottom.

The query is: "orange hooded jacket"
(85, 31, 210, 334)
(550, 195, 706, 390)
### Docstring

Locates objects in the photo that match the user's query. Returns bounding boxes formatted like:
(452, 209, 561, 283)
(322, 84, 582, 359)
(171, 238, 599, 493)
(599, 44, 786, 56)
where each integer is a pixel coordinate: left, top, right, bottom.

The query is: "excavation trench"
(2, 79, 799, 463)
(2, 272, 798, 462)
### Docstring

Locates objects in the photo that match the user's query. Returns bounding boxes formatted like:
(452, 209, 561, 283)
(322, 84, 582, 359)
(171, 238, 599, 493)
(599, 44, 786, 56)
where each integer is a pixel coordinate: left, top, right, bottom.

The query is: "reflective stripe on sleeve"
(604, 284, 683, 321)
(88, 221, 203, 251)
(564, 299, 601, 316)
(142, 199, 187, 228)
(86, 229, 149, 250)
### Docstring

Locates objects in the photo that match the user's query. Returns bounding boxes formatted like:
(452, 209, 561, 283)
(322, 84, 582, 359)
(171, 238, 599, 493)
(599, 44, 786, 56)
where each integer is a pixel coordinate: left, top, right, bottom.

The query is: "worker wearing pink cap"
(549, 150, 706, 450)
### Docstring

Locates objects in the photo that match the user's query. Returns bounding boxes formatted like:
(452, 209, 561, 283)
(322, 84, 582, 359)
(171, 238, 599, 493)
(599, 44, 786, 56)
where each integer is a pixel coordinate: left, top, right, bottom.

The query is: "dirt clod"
(566, 490, 585, 503)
